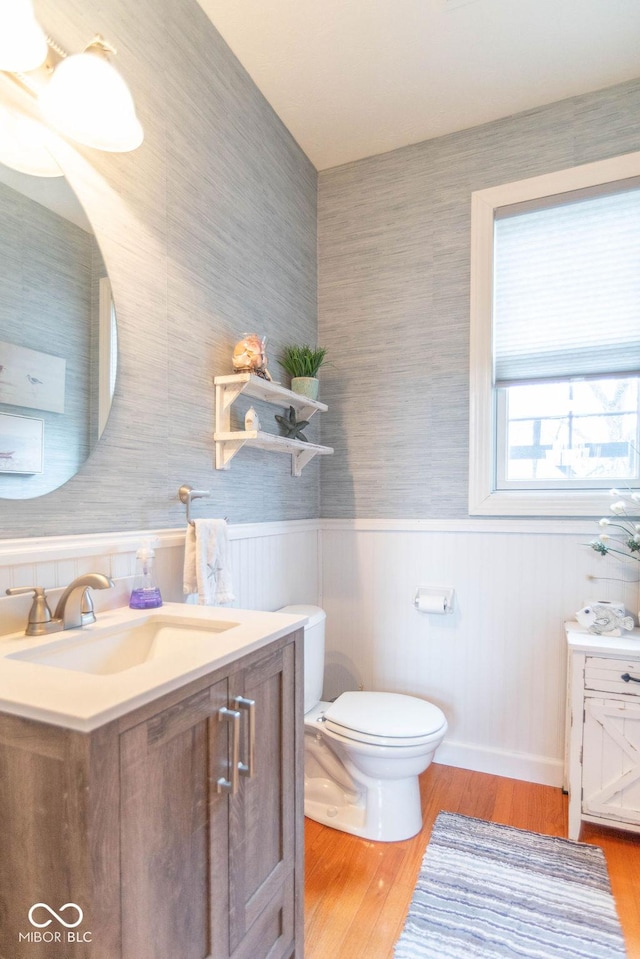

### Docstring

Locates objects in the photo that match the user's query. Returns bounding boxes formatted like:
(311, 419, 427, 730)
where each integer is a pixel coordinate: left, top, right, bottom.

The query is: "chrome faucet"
(7, 573, 115, 637)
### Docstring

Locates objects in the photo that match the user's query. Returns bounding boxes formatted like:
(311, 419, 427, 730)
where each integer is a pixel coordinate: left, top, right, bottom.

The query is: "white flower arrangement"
(589, 489, 640, 565)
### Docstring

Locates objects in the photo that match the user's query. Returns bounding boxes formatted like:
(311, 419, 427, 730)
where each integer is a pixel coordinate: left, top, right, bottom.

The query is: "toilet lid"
(324, 691, 446, 744)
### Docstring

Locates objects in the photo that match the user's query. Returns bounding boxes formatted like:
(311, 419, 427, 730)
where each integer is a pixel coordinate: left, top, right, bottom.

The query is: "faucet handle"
(6, 586, 53, 635)
(80, 588, 96, 626)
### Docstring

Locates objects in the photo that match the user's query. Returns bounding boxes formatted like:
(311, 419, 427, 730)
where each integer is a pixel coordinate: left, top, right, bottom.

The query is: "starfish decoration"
(275, 406, 309, 442)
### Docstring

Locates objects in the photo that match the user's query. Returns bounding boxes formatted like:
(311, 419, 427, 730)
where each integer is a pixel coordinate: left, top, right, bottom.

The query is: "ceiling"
(196, 0, 640, 171)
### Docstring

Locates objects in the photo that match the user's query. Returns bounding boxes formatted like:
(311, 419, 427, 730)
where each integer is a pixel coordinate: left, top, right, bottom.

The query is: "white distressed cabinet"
(565, 623, 640, 840)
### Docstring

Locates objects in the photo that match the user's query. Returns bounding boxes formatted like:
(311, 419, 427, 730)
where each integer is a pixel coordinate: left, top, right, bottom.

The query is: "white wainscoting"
(2, 517, 638, 789)
(0, 521, 320, 637)
(319, 520, 640, 787)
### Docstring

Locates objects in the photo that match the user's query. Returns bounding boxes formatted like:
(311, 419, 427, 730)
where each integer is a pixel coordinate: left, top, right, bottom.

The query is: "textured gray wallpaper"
(0, 0, 317, 537)
(318, 78, 640, 518)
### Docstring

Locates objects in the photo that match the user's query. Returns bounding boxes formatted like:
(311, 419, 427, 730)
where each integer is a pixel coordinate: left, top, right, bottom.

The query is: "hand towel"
(183, 519, 235, 605)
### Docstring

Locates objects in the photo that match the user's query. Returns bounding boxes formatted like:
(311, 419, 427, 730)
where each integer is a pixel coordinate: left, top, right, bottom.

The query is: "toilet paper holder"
(413, 587, 455, 614)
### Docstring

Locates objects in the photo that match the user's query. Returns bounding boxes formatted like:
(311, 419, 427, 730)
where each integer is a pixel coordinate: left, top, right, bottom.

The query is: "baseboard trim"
(435, 740, 564, 787)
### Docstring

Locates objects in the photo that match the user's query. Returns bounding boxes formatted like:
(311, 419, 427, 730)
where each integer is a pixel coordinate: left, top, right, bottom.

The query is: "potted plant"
(279, 345, 327, 400)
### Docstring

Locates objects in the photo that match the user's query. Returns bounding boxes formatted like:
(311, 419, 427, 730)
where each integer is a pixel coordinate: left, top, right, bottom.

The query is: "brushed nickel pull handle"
(234, 696, 256, 778)
(217, 707, 241, 794)
(621, 672, 640, 684)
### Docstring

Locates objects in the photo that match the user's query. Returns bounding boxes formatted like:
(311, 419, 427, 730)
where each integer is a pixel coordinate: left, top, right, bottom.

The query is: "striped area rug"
(394, 812, 626, 959)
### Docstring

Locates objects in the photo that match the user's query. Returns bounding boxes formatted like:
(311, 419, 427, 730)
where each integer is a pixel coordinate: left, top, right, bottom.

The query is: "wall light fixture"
(0, 0, 48, 73)
(0, 0, 144, 172)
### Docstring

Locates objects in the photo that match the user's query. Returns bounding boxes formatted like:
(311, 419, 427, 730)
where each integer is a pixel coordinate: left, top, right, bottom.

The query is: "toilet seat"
(323, 691, 446, 748)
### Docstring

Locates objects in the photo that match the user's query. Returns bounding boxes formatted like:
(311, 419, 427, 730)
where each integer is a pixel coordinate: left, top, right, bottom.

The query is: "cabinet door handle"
(217, 707, 241, 794)
(234, 696, 256, 778)
(621, 672, 640, 684)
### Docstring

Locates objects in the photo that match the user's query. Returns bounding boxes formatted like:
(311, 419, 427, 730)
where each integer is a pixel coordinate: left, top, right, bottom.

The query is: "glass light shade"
(0, 104, 62, 176)
(0, 0, 48, 72)
(39, 50, 143, 152)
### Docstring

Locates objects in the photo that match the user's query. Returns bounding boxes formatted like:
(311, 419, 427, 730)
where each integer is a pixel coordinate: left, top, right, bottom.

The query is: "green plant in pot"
(279, 345, 327, 400)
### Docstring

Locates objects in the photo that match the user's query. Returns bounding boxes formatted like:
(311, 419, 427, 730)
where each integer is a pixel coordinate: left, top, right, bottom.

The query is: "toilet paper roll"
(415, 593, 448, 613)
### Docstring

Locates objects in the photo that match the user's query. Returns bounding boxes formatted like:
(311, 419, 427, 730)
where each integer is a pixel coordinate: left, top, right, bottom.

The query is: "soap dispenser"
(129, 539, 163, 609)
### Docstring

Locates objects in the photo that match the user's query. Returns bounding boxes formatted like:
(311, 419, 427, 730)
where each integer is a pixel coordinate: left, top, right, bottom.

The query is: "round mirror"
(0, 160, 117, 499)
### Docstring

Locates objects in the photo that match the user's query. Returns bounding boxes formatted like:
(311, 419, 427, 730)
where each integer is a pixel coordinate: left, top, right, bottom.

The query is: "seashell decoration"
(232, 333, 272, 380)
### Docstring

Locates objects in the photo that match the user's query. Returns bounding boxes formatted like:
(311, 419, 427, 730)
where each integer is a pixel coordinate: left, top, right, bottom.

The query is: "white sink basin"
(7, 618, 236, 675)
(0, 602, 307, 731)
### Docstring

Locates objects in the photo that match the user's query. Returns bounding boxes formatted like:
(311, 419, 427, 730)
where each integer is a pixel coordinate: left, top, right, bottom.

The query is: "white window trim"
(469, 150, 640, 517)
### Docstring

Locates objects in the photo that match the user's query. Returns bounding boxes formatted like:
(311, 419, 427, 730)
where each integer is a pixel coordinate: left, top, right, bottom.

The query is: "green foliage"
(279, 345, 327, 379)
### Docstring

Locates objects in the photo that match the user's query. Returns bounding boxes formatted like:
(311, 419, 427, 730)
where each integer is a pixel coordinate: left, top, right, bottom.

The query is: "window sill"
(469, 486, 615, 517)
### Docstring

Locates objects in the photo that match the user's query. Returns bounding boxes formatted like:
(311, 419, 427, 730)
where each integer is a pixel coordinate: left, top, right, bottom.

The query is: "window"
(469, 152, 640, 516)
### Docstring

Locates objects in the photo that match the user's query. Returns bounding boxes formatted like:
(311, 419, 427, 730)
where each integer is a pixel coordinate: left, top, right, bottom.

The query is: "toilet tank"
(278, 605, 326, 714)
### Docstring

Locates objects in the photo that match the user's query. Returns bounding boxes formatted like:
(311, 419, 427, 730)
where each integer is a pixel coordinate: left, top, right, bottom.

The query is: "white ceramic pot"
(291, 376, 319, 400)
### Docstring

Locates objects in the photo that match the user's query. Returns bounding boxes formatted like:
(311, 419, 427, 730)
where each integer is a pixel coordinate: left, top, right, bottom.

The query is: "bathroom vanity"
(0, 604, 305, 959)
(565, 622, 640, 841)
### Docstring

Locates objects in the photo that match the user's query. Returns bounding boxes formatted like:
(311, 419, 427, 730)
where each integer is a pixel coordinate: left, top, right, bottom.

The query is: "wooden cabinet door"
(582, 696, 640, 826)
(212, 643, 297, 959)
(119, 678, 229, 959)
(119, 639, 299, 959)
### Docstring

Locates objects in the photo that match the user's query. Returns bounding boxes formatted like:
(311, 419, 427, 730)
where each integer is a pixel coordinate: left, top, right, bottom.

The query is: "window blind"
(493, 186, 640, 386)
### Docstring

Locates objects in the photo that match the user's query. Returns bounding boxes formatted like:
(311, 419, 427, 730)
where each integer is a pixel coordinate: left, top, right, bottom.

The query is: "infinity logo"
(28, 903, 84, 929)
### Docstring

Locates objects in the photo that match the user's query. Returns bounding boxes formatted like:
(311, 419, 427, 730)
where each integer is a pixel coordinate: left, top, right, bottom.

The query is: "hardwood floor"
(304, 763, 640, 959)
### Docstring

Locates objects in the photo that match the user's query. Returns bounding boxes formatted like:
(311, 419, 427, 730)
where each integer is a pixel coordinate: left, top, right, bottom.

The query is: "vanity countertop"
(0, 603, 307, 731)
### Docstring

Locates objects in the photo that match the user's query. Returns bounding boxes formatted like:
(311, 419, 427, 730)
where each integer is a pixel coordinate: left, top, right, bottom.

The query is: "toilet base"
(304, 770, 423, 842)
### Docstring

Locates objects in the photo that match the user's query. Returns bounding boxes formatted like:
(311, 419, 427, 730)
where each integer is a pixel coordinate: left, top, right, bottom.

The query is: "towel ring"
(179, 485, 210, 527)
(179, 485, 228, 526)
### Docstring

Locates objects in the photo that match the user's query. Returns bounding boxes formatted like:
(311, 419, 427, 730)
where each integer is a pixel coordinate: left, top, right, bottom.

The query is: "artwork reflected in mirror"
(0, 412, 44, 474)
(0, 159, 117, 499)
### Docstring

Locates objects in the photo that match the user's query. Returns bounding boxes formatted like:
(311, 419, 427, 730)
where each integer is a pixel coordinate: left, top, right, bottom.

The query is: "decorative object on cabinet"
(0, 411, 43, 473)
(232, 333, 272, 381)
(275, 406, 309, 442)
(575, 603, 634, 636)
(587, 491, 640, 624)
(279, 344, 327, 400)
(214, 373, 333, 476)
(565, 622, 640, 840)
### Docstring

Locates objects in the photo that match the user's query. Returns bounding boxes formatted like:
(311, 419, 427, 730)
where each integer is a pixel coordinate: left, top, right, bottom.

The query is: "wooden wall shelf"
(214, 373, 333, 476)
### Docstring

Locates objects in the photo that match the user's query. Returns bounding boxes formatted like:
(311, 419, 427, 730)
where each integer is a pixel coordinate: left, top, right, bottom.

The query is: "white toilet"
(279, 604, 447, 842)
